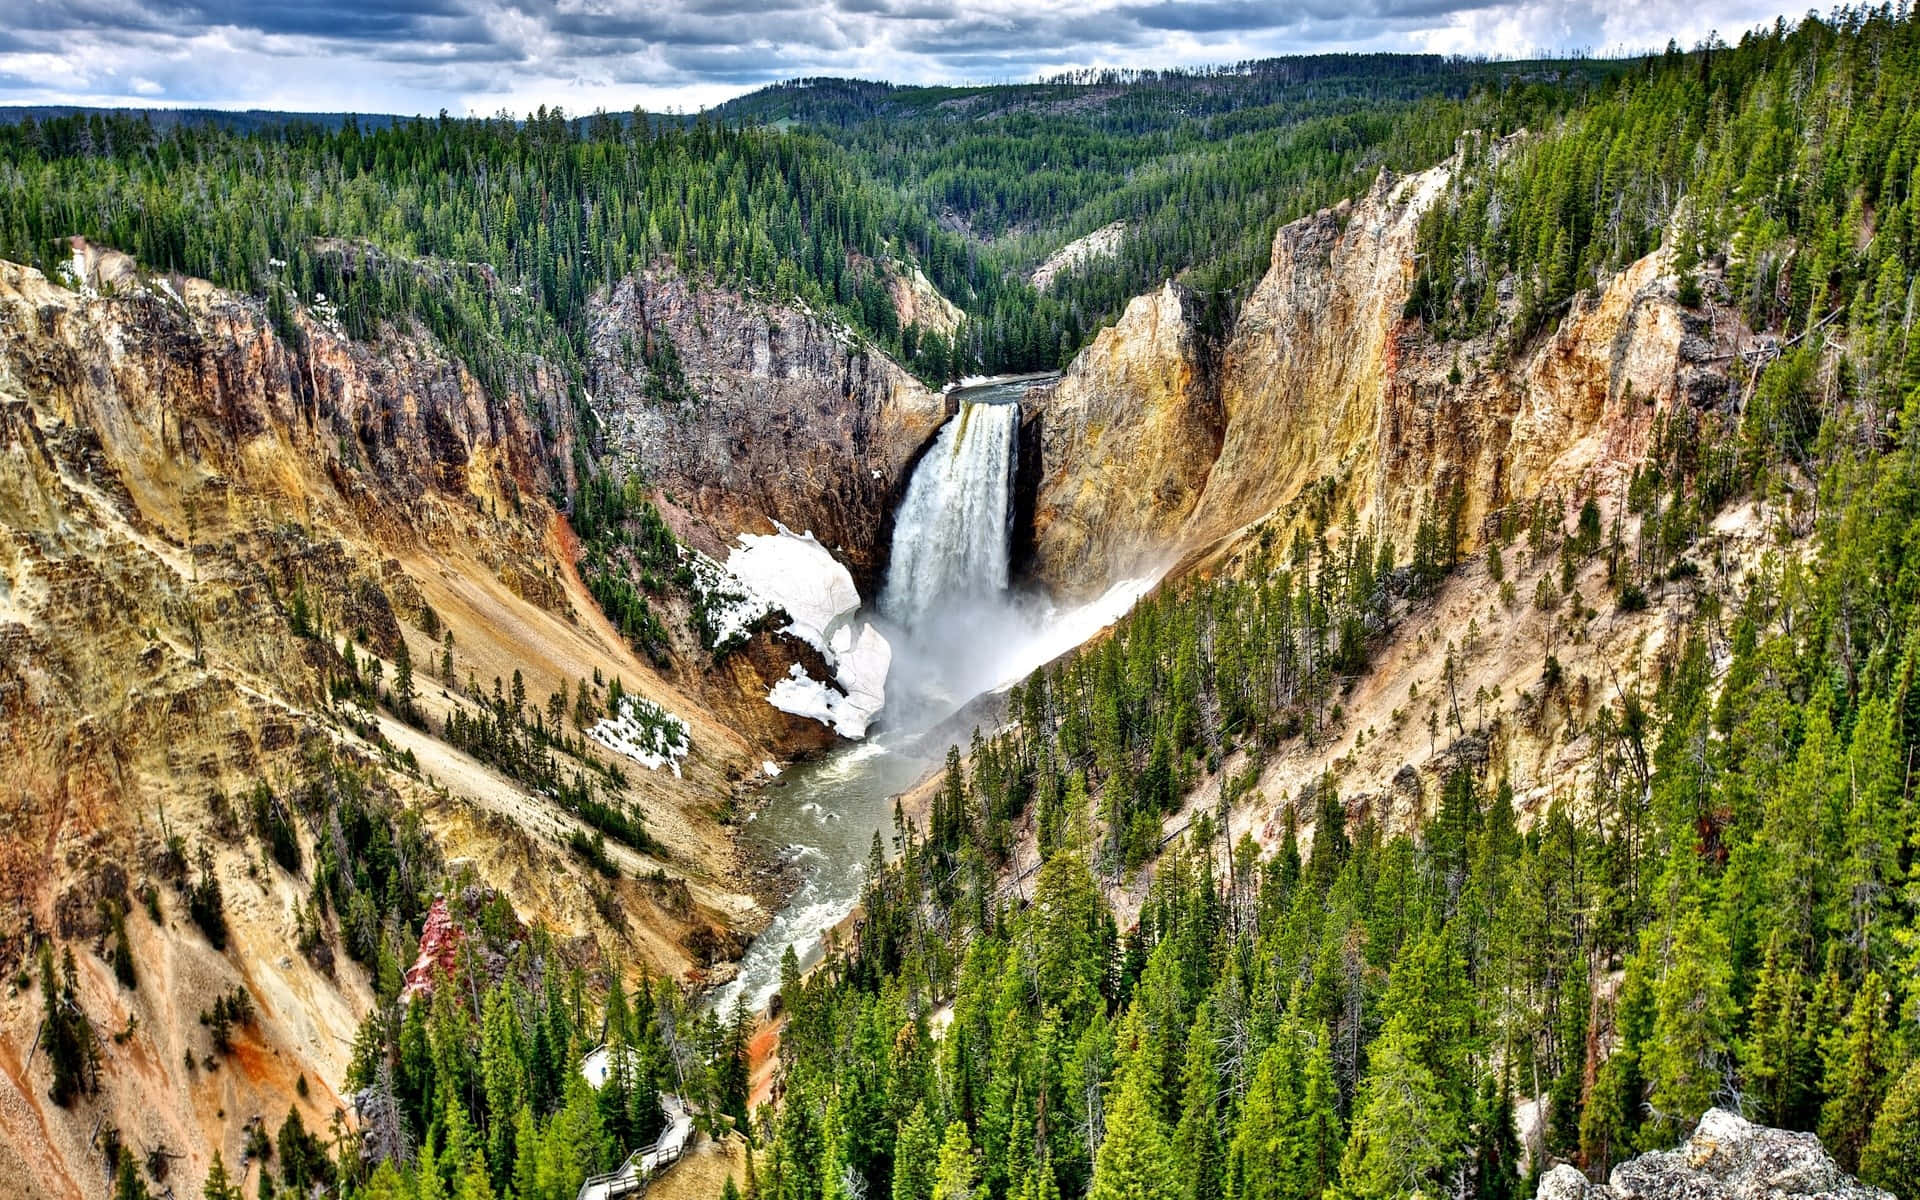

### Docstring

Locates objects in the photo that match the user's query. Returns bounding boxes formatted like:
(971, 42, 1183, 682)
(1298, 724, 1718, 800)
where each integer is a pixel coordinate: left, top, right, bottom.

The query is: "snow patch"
(589, 696, 691, 777)
(768, 618, 891, 739)
(726, 524, 862, 655)
(685, 546, 774, 653)
(56, 246, 98, 299)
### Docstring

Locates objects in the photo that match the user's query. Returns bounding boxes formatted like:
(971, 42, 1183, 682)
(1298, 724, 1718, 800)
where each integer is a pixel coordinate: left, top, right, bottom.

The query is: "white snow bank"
(705, 524, 895, 738)
(589, 697, 691, 777)
(768, 665, 841, 726)
(768, 619, 892, 738)
(725, 525, 860, 655)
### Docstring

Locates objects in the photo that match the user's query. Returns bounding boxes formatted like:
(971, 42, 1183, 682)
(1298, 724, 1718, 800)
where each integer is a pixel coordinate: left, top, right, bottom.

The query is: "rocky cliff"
(0, 245, 767, 1198)
(1536, 1109, 1894, 1200)
(588, 268, 949, 596)
(1018, 145, 1771, 854)
(1025, 280, 1220, 592)
(1031, 154, 1750, 601)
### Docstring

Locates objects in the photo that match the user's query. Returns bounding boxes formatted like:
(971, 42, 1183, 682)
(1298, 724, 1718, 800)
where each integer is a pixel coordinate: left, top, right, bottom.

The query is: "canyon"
(0, 138, 1830, 1200)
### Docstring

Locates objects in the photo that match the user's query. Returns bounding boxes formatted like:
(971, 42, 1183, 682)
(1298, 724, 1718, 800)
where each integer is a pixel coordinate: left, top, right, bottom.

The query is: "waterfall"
(879, 399, 1019, 632)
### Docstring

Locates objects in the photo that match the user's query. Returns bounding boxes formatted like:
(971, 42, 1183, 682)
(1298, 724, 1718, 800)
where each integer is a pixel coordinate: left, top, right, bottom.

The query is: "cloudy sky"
(2, 0, 1804, 115)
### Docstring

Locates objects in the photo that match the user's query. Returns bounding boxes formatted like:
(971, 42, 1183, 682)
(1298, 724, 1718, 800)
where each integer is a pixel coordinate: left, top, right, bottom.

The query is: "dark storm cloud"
(14, 0, 480, 41)
(0, 0, 1803, 112)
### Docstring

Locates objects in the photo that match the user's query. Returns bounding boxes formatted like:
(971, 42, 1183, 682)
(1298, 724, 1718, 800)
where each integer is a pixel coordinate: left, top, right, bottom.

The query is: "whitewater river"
(702, 734, 940, 1016)
(703, 374, 1058, 1017)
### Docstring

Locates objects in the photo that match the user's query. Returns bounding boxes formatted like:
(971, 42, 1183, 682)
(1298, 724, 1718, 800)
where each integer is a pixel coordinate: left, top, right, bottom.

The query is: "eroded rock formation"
(588, 268, 948, 595)
(1536, 1109, 1894, 1200)
(1030, 155, 1752, 602)
(0, 245, 766, 1199)
(1026, 280, 1221, 593)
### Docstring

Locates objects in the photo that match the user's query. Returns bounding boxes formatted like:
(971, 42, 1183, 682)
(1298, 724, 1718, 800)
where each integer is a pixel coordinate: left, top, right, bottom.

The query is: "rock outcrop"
(1031, 221, 1127, 292)
(588, 268, 948, 595)
(884, 259, 965, 339)
(1536, 1109, 1894, 1200)
(1028, 154, 1752, 600)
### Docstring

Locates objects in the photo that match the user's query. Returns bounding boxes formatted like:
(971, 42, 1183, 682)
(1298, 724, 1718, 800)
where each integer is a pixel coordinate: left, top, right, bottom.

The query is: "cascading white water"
(878, 398, 1019, 632)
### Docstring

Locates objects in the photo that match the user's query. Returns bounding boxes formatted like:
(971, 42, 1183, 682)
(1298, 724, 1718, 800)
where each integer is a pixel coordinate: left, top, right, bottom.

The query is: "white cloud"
(0, 0, 1810, 113)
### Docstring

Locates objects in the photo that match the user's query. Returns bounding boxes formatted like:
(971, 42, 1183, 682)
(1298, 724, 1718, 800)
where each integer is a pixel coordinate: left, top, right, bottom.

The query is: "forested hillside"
(0, 53, 1610, 407)
(0, 108, 991, 401)
(717, 55, 1622, 356)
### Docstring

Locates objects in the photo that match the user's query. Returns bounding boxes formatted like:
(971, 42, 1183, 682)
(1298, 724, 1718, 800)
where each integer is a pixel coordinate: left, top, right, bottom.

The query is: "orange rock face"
(401, 897, 463, 1001)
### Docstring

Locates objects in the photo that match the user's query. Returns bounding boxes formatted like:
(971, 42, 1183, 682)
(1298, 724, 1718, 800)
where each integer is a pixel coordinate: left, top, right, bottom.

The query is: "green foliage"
(37, 944, 96, 1107)
(1089, 1063, 1176, 1200)
(113, 1147, 149, 1200)
(1860, 1059, 1920, 1192)
(1336, 1014, 1463, 1199)
(186, 844, 228, 949)
(201, 1151, 241, 1200)
(200, 985, 255, 1054)
(105, 899, 137, 989)
(249, 781, 303, 874)
(1410, 8, 1920, 433)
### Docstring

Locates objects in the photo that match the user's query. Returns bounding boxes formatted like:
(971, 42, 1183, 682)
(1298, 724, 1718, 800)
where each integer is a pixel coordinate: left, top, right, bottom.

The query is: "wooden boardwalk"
(575, 1095, 694, 1200)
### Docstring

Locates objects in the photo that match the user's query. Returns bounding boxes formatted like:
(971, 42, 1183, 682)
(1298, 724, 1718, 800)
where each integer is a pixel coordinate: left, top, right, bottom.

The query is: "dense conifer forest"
(16, 9, 1920, 1200)
(0, 52, 1609, 405)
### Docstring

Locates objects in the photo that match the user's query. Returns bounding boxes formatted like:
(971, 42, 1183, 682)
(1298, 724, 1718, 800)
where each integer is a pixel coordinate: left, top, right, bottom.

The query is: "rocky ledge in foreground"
(1538, 1109, 1895, 1200)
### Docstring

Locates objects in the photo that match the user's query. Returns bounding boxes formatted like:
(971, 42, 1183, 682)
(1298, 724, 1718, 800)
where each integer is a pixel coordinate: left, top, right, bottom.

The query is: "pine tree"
(1738, 933, 1806, 1126)
(394, 637, 417, 714)
(1817, 973, 1893, 1173)
(480, 984, 526, 1183)
(1643, 907, 1733, 1144)
(1089, 1065, 1178, 1200)
(934, 1121, 982, 1200)
(1860, 1059, 1920, 1193)
(892, 1104, 939, 1200)
(1297, 1026, 1344, 1199)
(1226, 1033, 1300, 1200)
(109, 901, 136, 989)
(113, 1149, 149, 1200)
(1170, 1004, 1222, 1200)
(39, 944, 93, 1107)
(1469, 1074, 1521, 1200)
(1334, 1014, 1462, 1200)
(201, 1151, 240, 1200)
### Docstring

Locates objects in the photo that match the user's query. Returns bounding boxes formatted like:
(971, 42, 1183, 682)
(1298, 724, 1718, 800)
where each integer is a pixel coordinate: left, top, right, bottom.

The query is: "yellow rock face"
(1032, 155, 1751, 598)
(0, 247, 773, 1198)
(1028, 280, 1221, 597)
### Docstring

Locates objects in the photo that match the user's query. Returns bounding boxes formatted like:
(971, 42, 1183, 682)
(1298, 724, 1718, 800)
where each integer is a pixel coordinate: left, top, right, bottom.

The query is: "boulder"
(1536, 1109, 1894, 1200)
